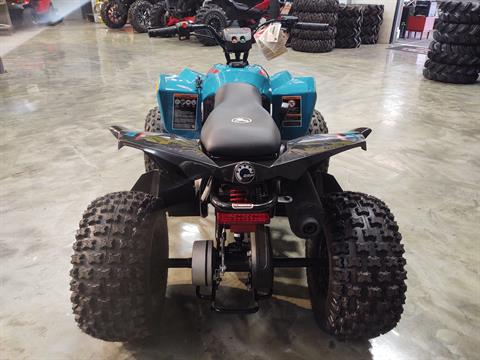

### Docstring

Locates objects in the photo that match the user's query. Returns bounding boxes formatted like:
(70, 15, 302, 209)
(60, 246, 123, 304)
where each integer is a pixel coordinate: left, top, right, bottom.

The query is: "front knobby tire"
(308, 109, 329, 173)
(144, 107, 164, 172)
(306, 192, 407, 340)
(70, 191, 169, 342)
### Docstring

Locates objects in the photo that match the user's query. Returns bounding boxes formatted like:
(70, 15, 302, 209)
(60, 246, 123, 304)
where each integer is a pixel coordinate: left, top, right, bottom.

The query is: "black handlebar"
(148, 26, 178, 37)
(148, 17, 331, 42)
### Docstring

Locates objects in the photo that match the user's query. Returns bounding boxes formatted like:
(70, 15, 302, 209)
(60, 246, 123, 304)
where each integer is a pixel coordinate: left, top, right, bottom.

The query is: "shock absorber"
(229, 188, 248, 203)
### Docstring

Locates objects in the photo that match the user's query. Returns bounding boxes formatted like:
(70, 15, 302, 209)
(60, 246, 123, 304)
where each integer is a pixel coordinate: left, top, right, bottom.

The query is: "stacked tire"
(423, 1, 480, 84)
(335, 5, 363, 48)
(359, 4, 384, 44)
(290, 0, 339, 53)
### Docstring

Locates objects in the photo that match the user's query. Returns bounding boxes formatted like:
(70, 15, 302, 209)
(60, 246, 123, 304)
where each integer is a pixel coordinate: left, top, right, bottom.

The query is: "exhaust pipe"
(300, 217, 320, 237)
(285, 173, 323, 238)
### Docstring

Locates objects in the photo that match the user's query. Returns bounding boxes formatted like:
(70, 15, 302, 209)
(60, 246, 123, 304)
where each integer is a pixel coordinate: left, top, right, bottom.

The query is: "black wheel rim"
(208, 16, 222, 30)
(108, 4, 123, 24)
(139, 7, 151, 28)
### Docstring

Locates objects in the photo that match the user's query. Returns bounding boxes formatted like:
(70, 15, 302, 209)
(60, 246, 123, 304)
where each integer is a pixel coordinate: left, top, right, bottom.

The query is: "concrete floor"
(1, 20, 480, 360)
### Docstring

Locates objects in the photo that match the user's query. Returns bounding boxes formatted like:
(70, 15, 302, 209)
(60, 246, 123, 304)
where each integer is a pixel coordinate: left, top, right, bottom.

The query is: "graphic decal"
(281, 96, 302, 127)
(173, 93, 198, 130)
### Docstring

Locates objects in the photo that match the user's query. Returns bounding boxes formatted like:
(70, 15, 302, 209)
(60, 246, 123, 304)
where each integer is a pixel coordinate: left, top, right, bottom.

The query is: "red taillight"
(216, 212, 270, 225)
(217, 212, 270, 233)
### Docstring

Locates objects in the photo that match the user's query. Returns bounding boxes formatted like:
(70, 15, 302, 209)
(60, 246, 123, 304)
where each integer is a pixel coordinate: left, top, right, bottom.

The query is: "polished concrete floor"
(1, 20, 479, 360)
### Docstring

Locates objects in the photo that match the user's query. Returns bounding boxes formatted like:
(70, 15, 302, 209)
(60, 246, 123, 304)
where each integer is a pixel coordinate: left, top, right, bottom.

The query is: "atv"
(70, 17, 407, 342)
(195, 0, 274, 45)
(8, 0, 63, 27)
(146, 0, 203, 33)
(100, 0, 134, 29)
(100, 0, 157, 30)
(101, 0, 200, 33)
(145, 0, 277, 43)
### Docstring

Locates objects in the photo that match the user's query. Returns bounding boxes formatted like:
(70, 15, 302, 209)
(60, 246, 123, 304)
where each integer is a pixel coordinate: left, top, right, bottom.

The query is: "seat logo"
(234, 162, 255, 184)
(232, 117, 252, 124)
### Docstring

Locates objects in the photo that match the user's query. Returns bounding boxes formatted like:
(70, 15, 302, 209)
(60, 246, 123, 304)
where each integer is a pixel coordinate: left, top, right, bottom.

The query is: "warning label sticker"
(282, 96, 302, 127)
(173, 93, 197, 130)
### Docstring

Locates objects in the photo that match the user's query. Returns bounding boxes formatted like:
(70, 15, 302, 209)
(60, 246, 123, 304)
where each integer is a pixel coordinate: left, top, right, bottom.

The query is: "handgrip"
(148, 26, 178, 37)
(294, 22, 330, 31)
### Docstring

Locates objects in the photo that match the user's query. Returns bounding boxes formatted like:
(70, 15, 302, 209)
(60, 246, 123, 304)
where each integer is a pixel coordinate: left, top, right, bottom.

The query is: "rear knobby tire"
(70, 191, 168, 342)
(306, 192, 407, 340)
(144, 107, 164, 172)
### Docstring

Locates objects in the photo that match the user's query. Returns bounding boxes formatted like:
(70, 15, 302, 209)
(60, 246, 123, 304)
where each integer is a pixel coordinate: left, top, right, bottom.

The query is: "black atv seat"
(200, 83, 281, 159)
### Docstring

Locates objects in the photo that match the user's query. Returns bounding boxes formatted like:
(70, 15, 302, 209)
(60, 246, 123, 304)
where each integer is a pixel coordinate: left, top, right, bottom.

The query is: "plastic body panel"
(111, 125, 371, 182)
(270, 71, 316, 140)
(157, 68, 205, 139)
(156, 64, 317, 140)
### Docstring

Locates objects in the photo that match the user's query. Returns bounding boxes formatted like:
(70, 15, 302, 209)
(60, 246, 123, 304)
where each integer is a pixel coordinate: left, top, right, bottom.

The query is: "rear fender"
(110, 125, 371, 182)
(270, 128, 372, 179)
(110, 125, 217, 179)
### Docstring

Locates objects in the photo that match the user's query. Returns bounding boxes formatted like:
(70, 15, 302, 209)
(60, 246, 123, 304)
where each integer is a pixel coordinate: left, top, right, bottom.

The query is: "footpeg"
(195, 285, 261, 314)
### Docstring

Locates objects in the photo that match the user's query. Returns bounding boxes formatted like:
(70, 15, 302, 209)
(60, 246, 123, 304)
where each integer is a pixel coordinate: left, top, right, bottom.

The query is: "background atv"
(70, 18, 407, 343)
(102, 0, 201, 33)
(100, 0, 158, 30)
(195, 0, 273, 45)
(100, 0, 133, 28)
(8, 0, 63, 27)
(148, 0, 203, 32)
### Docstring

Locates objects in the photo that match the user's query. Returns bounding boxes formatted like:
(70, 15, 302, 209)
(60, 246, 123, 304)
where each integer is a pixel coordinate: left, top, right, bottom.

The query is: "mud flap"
(314, 172, 343, 195)
(131, 170, 200, 216)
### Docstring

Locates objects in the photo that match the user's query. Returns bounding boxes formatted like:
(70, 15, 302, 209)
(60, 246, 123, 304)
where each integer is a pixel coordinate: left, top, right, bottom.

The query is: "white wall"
(349, 0, 399, 44)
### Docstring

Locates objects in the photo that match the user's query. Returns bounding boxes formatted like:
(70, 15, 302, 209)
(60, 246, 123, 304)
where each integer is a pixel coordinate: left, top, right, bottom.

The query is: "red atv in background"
(100, 0, 280, 38)
(8, 0, 63, 27)
(99, 0, 197, 33)
(195, 0, 272, 45)
(150, 0, 282, 45)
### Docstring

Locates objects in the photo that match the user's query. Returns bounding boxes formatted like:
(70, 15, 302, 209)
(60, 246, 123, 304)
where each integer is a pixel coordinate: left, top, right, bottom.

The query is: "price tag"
(255, 24, 289, 61)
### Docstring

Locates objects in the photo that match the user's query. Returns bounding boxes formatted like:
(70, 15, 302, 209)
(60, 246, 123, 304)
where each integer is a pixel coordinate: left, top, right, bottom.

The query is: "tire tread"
(307, 192, 406, 340)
